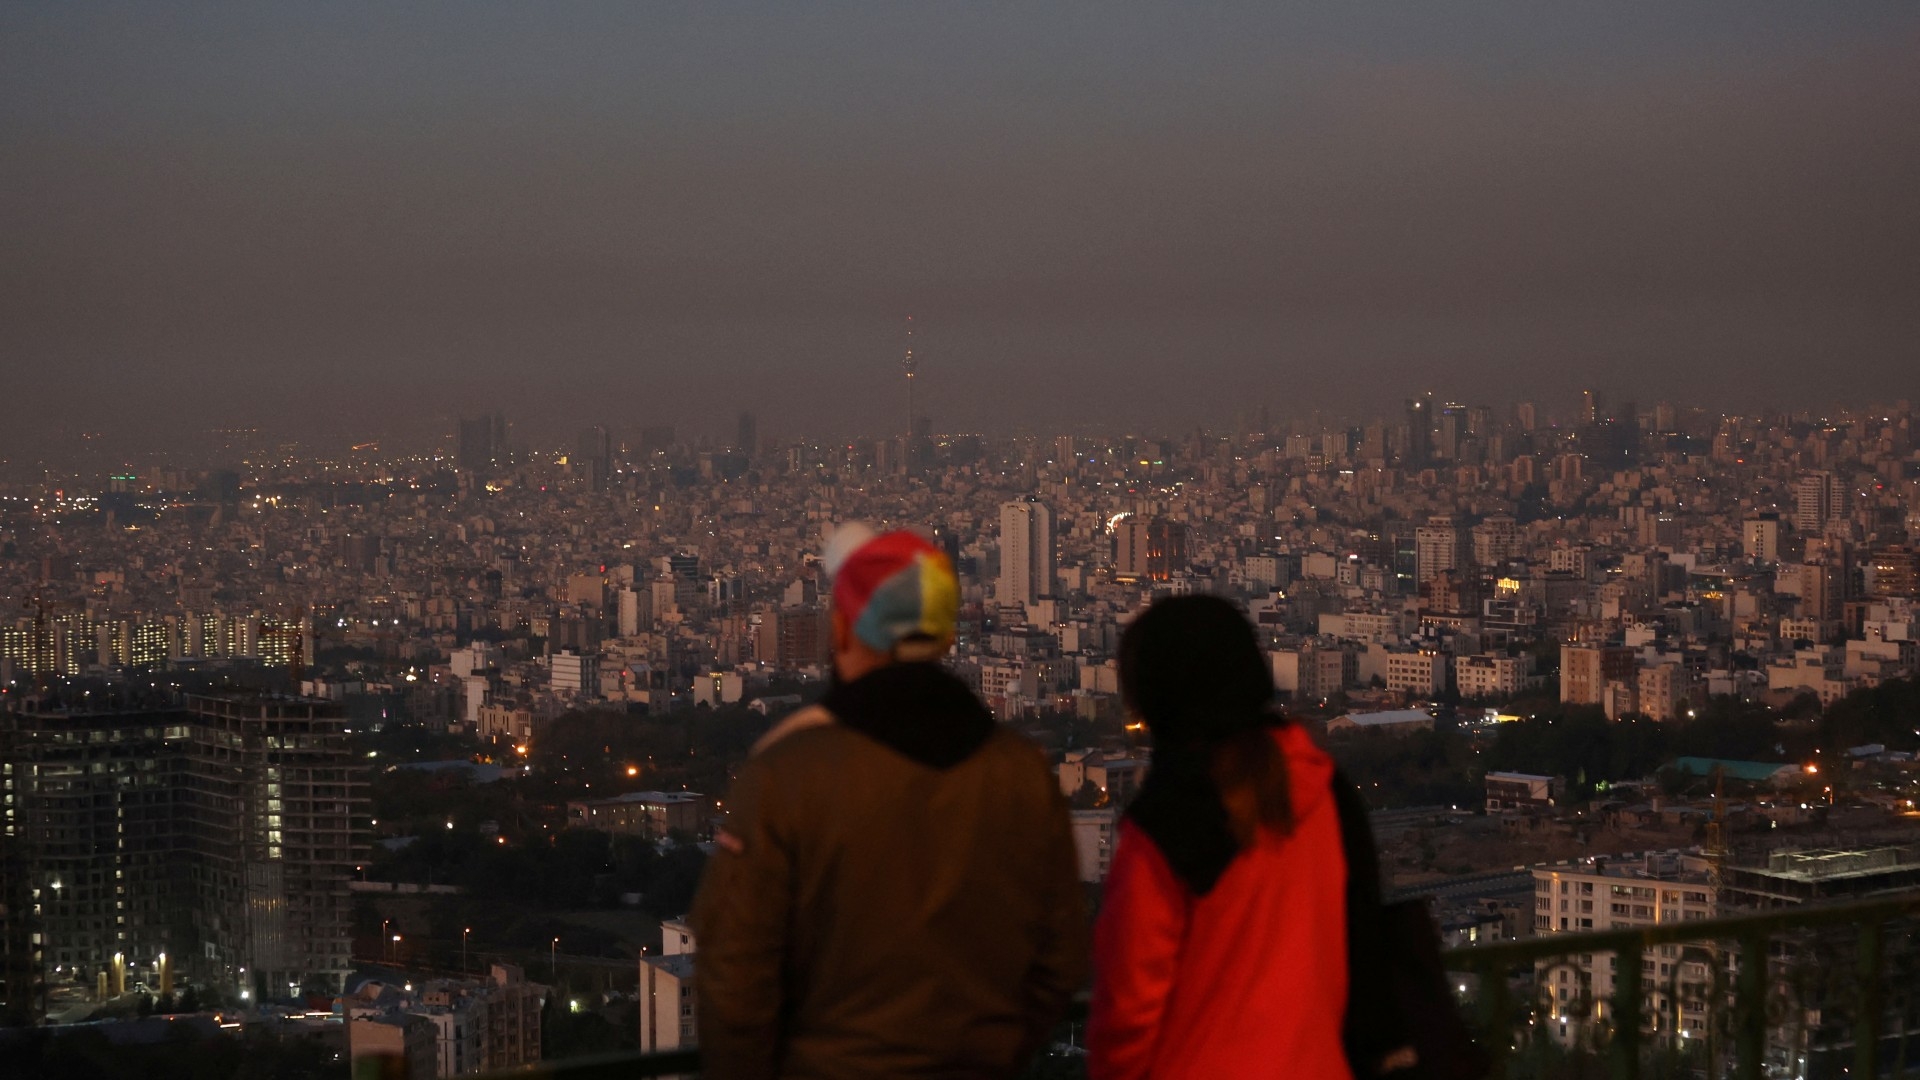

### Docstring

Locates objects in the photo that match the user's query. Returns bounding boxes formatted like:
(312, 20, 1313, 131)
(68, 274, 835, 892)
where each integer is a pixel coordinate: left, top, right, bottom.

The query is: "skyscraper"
(457, 414, 508, 472)
(576, 426, 611, 490)
(736, 411, 758, 458)
(1403, 398, 1432, 468)
(999, 499, 1057, 608)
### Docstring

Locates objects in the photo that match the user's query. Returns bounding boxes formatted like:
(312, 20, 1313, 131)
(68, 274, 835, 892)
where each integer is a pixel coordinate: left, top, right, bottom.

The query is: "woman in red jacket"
(1088, 596, 1397, 1080)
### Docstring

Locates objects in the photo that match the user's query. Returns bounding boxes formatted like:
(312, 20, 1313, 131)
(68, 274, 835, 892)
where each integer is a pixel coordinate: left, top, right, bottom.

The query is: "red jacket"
(1088, 724, 1352, 1080)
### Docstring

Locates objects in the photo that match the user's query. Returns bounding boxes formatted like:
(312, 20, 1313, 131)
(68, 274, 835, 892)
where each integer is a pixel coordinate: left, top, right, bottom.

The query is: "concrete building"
(1113, 518, 1188, 582)
(1383, 648, 1448, 699)
(640, 946, 697, 1060)
(1485, 772, 1562, 812)
(351, 1013, 439, 1080)
(0, 695, 367, 1016)
(1532, 852, 1717, 1044)
(1414, 516, 1468, 587)
(1561, 644, 1636, 707)
(1793, 471, 1847, 535)
(418, 999, 487, 1078)
(1634, 661, 1693, 721)
(566, 791, 708, 840)
(551, 650, 599, 698)
(1743, 514, 1782, 563)
(1456, 653, 1528, 700)
(1069, 807, 1121, 884)
(1056, 750, 1146, 806)
(1271, 642, 1355, 701)
(999, 499, 1057, 608)
(1471, 516, 1521, 569)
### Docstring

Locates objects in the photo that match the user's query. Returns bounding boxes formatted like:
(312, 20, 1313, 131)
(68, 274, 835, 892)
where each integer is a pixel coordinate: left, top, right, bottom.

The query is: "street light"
(463, 928, 471, 973)
(381, 919, 391, 961)
(551, 937, 559, 981)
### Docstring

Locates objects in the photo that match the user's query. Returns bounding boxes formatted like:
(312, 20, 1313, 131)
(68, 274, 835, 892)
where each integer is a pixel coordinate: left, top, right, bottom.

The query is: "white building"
(1414, 516, 1467, 586)
(1383, 649, 1448, 698)
(1069, 807, 1120, 883)
(551, 650, 599, 698)
(999, 499, 1057, 607)
(1455, 654, 1528, 700)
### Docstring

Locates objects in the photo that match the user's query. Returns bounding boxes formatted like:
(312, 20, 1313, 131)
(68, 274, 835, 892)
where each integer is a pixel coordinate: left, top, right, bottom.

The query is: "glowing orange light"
(626, 765, 639, 777)
(1804, 763, 1818, 775)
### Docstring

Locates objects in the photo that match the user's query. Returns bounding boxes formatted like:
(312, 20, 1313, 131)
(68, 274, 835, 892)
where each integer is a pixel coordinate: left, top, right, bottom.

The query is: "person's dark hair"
(1119, 595, 1291, 892)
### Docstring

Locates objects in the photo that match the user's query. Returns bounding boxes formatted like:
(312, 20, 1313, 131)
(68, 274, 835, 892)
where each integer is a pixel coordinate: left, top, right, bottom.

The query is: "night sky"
(4, 4, 1917, 450)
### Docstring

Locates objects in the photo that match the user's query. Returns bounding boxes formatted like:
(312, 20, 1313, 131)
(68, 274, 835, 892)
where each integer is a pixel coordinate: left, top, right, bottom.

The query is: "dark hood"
(819, 661, 995, 769)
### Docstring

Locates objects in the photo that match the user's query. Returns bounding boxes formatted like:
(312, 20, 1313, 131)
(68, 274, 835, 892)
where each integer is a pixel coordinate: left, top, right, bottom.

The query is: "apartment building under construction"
(0, 694, 366, 1019)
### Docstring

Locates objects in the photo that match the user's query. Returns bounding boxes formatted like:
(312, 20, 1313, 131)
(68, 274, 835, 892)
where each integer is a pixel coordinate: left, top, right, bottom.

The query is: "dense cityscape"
(7, 2, 1920, 1077)
(2, 390, 1918, 1076)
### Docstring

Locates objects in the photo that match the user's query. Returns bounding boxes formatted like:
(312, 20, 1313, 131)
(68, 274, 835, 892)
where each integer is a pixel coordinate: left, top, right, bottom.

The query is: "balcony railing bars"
(1447, 889, 1920, 1080)
(449, 889, 1920, 1080)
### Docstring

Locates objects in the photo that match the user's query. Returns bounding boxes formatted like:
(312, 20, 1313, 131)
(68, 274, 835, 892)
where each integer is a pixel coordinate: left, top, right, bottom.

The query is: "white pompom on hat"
(820, 521, 878, 581)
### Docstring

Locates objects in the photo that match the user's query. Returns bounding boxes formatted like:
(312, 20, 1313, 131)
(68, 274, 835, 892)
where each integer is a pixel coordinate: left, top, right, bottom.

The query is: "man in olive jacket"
(691, 527, 1088, 1079)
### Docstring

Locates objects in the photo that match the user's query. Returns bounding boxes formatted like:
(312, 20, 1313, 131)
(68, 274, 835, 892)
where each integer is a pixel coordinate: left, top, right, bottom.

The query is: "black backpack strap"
(1333, 768, 1411, 1076)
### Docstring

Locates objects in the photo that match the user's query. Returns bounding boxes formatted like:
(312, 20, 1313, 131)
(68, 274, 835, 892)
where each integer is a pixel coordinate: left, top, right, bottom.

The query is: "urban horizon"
(7, 3, 1920, 1077)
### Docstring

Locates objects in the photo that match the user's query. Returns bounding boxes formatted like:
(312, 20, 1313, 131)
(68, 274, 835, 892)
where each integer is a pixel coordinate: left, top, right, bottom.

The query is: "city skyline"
(7, 385, 1917, 478)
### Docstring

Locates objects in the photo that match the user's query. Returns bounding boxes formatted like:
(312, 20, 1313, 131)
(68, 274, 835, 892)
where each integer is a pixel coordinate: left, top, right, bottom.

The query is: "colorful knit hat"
(828, 528, 959, 655)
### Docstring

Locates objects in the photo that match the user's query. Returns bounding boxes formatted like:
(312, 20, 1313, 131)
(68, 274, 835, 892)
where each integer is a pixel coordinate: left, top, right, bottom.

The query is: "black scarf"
(818, 661, 994, 769)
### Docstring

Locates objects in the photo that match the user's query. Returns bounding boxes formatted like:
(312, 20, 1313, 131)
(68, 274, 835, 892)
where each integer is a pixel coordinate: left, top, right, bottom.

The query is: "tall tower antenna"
(903, 314, 917, 475)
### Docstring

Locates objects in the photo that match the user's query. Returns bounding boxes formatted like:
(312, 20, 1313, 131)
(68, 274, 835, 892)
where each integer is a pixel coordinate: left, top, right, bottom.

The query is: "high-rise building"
(1403, 398, 1433, 468)
(576, 426, 611, 491)
(181, 696, 365, 1001)
(1414, 516, 1468, 586)
(1580, 389, 1601, 426)
(0, 695, 367, 1017)
(1794, 471, 1847, 534)
(999, 499, 1057, 607)
(736, 412, 758, 458)
(1515, 402, 1538, 433)
(1435, 404, 1466, 461)
(457, 414, 508, 472)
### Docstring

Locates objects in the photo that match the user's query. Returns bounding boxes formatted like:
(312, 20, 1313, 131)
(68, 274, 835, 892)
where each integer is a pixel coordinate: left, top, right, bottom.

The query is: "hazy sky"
(4, 3, 1917, 451)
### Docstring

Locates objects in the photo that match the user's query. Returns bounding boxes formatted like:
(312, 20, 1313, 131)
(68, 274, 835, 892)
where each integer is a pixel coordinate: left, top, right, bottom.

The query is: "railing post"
(1735, 930, 1768, 1080)
(1610, 945, 1642, 1080)
(1476, 956, 1512, 1077)
(1855, 917, 1883, 1080)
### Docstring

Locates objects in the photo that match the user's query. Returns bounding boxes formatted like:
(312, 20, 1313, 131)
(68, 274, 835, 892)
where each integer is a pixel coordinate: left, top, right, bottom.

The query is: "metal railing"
(455, 890, 1920, 1080)
(1449, 890, 1920, 1080)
